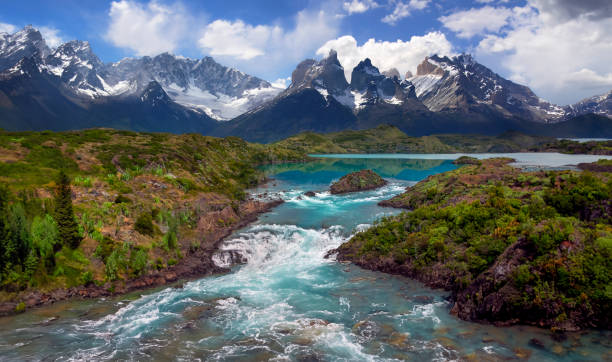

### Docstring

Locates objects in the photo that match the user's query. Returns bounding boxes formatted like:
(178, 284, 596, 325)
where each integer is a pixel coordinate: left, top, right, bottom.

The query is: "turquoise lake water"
(0, 155, 609, 361)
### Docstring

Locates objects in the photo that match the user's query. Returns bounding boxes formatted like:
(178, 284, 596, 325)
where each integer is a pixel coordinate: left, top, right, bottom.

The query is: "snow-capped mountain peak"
(0, 25, 50, 71)
(410, 54, 567, 122)
(0, 26, 284, 120)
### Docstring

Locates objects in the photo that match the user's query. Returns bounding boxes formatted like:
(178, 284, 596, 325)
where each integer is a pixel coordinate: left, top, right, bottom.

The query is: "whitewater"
(0, 156, 609, 361)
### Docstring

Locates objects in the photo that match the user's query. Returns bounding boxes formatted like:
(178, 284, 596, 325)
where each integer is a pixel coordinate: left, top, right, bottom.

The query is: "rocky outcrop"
(452, 156, 481, 165)
(330, 169, 387, 194)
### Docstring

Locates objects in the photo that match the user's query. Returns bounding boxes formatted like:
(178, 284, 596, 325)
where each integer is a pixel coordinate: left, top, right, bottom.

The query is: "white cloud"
(105, 0, 191, 56)
(197, 10, 340, 79)
(271, 77, 291, 88)
(38, 26, 65, 48)
(343, 0, 379, 15)
(475, 1, 612, 104)
(382, 0, 431, 25)
(439, 6, 513, 38)
(199, 20, 281, 60)
(316, 32, 454, 81)
(0, 22, 16, 34)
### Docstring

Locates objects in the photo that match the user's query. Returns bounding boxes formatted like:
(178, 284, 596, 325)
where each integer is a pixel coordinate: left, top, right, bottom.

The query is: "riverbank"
(0, 198, 281, 317)
(334, 158, 611, 331)
(0, 129, 305, 316)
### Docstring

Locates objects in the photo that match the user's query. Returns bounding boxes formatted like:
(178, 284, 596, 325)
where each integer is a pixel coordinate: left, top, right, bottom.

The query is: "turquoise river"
(0, 153, 610, 361)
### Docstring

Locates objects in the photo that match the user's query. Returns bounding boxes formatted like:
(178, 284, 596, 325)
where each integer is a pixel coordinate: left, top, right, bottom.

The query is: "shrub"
(129, 249, 148, 276)
(105, 248, 126, 281)
(14, 302, 26, 313)
(80, 271, 94, 285)
(114, 195, 132, 204)
(94, 236, 117, 262)
(134, 212, 154, 236)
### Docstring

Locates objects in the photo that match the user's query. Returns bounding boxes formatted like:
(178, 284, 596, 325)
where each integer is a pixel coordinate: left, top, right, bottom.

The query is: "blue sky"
(1, 0, 612, 105)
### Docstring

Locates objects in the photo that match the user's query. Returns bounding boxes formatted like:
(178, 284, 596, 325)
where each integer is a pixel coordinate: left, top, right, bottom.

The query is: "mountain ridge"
(0, 25, 610, 141)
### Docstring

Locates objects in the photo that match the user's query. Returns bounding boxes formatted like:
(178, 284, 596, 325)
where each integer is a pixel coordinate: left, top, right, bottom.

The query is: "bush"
(129, 249, 148, 276)
(94, 236, 116, 262)
(14, 302, 26, 313)
(80, 271, 94, 285)
(134, 212, 154, 236)
(114, 195, 132, 204)
(105, 248, 125, 281)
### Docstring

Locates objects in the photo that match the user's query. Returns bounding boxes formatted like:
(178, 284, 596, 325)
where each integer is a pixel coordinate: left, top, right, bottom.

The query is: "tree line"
(0, 170, 81, 287)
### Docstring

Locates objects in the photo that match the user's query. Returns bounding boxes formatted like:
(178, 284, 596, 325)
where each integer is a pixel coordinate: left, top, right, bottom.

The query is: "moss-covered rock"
(330, 170, 387, 194)
(14, 302, 25, 313)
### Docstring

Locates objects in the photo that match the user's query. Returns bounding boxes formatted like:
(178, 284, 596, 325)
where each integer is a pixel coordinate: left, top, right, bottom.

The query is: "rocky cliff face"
(566, 89, 612, 119)
(409, 54, 567, 123)
(0, 25, 50, 71)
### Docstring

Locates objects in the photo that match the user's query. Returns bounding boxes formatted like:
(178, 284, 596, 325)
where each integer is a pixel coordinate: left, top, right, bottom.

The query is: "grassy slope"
(335, 159, 611, 331)
(0, 129, 306, 302)
(273, 125, 563, 154)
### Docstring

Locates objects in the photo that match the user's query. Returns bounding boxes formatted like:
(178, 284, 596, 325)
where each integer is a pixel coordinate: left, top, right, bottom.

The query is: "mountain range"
(0, 26, 610, 142)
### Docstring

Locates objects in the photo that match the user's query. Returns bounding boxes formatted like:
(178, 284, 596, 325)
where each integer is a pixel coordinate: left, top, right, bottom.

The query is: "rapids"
(0, 156, 609, 361)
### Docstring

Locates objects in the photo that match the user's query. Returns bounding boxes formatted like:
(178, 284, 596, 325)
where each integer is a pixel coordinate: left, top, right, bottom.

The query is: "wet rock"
(303, 191, 316, 197)
(551, 344, 565, 356)
(513, 347, 532, 359)
(528, 338, 545, 349)
(413, 295, 434, 303)
(387, 332, 410, 349)
(352, 319, 380, 343)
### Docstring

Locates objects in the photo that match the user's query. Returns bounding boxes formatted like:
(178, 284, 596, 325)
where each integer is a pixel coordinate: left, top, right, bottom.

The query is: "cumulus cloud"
(343, 0, 380, 15)
(198, 10, 340, 79)
(382, 0, 431, 25)
(0, 22, 16, 34)
(474, 0, 612, 104)
(199, 20, 281, 60)
(38, 26, 65, 48)
(271, 77, 292, 88)
(316, 32, 454, 81)
(105, 0, 191, 56)
(531, 0, 612, 21)
(439, 6, 513, 38)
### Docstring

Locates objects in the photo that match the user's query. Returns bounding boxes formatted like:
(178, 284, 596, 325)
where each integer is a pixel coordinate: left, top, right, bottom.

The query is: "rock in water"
(330, 170, 387, 194)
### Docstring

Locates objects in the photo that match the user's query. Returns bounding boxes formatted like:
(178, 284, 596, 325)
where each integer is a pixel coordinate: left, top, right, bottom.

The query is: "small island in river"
(330, 169, 388, 194)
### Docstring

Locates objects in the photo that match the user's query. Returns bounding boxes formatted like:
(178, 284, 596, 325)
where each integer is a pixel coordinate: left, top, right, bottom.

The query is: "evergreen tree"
(0, 184, 9, 271)
(5, 203, 31, 267)
(54, 170, 82, 249)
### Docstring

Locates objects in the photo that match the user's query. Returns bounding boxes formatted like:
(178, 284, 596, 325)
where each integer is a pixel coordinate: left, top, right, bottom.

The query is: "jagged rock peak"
(416, 56, 447, 76)
(382, 68, 400, 80)
(0, 25, 51, 71)
(288, 49, 348, 95)
(351, 58, 384, 92)
(291, 59, 317, 86)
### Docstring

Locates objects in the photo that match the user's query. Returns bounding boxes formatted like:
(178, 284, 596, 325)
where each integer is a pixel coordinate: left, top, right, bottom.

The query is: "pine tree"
(4, 203, 31, 268)
(0, 184, 9, 271)
(54, 170, 82, 249)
